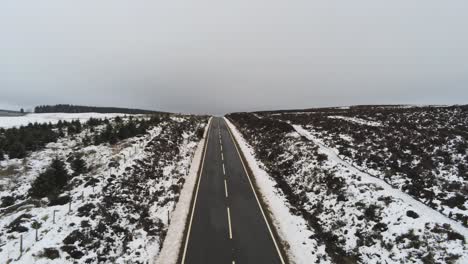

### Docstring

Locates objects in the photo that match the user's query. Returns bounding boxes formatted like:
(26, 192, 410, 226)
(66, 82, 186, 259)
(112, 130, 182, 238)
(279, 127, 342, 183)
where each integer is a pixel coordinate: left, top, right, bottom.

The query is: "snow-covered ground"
(227, 111, 467, 264)
(0, 114, 208, 263)
(273, 106, 468, 226)
(0, 113, 135, 128)
(327, 115, 382, 127)
(225, 118, 322, 264)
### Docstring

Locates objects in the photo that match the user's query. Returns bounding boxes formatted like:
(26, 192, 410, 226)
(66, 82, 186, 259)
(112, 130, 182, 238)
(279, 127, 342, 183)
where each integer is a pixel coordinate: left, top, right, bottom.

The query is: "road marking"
(222, 163, 226, 175)
(220, 144, 223, 152)
(224, 118, 286, 264)
(224, 179, 228, 197)
(221, 152, 224, 161)
(227, 207, 232, 239)
(181, 119, 212, 264)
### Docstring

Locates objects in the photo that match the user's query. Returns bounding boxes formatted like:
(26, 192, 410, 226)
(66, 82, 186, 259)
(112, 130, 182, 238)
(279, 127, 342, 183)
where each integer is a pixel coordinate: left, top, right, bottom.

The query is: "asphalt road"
(181, 117, 284, 264)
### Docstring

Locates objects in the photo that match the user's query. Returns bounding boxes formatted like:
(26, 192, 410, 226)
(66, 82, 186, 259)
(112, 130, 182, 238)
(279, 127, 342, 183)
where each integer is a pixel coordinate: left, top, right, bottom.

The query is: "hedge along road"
(181, 117, 285, 264)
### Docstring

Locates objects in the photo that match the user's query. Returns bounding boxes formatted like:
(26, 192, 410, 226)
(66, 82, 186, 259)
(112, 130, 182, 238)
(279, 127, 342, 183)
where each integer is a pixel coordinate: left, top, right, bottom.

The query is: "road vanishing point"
(181, 117, 285, 264)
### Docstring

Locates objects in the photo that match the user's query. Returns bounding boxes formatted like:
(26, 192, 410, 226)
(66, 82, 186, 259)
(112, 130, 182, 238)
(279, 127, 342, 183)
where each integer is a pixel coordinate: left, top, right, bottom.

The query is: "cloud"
(1, 1, 467, 114)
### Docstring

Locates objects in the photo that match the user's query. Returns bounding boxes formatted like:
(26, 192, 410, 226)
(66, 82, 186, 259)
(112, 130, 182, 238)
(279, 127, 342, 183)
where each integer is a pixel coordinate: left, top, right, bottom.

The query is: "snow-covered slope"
(0, 113, 134, 129)
(227, 111, 467, 264)
(0, 114, 208, 263)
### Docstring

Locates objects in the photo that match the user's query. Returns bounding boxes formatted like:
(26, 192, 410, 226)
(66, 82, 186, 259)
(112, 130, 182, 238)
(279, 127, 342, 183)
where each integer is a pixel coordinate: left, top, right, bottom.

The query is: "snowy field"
(227, 106, 467, 264)
(0, 113, 135, 128)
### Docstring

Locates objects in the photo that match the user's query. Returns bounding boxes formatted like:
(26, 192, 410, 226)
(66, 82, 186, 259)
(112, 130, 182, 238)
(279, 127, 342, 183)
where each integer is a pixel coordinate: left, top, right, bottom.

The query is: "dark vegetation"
(0, 119, 98, 160)
(29, 158, 69, 199)
(0, 123, 58, 159)
(70, 154, 88, 176)
(227, 113, 359, 262)
(270, 105, 468, 225)
(227, 109, 465, 263)
(35, 104, 163, 115)
(0, 114, 161, 160)
(91, 115, 166, 145)
(59, 116, 207, 262)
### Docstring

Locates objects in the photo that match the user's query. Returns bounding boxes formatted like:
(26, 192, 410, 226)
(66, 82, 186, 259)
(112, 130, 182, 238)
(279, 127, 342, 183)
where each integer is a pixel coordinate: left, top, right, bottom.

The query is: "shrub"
(7, 141, 26, 159)
(71, 154, 87, 176)
(41, 248, 60, 260)
(29, 158, 69, 198)
(196, 127, 205, 139)
(406, 210, 420, 219)
(0, 196, 15, 208)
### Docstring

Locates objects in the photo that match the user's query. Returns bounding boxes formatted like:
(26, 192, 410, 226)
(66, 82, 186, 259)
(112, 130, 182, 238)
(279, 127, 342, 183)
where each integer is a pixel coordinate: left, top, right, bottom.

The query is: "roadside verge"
(155, 117, 212, 264)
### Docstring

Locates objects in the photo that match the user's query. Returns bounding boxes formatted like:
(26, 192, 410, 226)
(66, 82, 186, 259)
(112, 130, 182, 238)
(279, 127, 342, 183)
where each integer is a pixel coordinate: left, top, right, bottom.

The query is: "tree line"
(35, 104, 162, 115)
(0, 118, 102, 160)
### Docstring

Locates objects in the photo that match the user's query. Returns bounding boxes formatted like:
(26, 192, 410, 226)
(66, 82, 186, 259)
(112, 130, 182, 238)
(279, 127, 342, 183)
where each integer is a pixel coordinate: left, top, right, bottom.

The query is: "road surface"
(181, 117, 284, 264)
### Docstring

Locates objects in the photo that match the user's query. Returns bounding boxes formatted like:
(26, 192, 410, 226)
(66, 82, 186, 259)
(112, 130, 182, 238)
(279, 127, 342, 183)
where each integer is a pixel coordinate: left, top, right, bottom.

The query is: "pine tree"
(71, 155, 87, 176)
(29, 158, 69, 198)
(0, 149, 4, 161)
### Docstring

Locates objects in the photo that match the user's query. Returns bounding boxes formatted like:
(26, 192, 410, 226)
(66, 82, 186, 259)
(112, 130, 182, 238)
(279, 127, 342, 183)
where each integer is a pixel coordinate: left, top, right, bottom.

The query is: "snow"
(225, 111, 467, 263)
(327, 115, 382, 127)
(0, 113, 136, 128)
(225, 118, 323, 264)
(155, 117, 212, 264)
(293, 125, 468, 263)
(0, 115, 208, 263)
(0, 123, 160, 263)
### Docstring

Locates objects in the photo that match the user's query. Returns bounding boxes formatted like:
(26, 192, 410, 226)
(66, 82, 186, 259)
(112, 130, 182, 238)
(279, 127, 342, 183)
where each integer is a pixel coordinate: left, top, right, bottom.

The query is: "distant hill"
(251, 104, 468, 115)
(34, 104, 165, 115)
(0, 109, 25, 117)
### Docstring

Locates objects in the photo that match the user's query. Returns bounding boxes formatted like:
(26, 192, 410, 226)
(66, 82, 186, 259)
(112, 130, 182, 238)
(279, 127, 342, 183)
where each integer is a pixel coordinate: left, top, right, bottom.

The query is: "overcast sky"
(1, 1, 467, 114)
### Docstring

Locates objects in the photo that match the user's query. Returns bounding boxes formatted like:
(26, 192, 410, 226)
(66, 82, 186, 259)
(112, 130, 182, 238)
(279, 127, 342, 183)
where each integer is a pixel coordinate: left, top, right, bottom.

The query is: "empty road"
(181, 117, 285, 264)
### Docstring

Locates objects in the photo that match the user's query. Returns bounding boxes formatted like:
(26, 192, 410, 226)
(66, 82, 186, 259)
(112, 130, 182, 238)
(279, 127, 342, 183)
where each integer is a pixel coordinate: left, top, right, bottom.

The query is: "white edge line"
(224, 118, 286, 264)
(181, 120, 212, 263)
(227, 207, 233, 239)
(223, 163, 226, 175)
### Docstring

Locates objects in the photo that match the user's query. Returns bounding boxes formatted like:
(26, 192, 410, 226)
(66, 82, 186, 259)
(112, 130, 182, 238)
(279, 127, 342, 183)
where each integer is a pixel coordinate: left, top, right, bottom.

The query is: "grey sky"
(1, 1, 467, 114)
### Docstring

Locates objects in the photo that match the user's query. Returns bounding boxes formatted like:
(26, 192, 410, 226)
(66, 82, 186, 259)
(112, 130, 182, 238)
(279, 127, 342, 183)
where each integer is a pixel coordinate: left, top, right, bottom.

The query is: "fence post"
(53, 210, 56, 224)
(68, 192, 72, 214)
(19, 234, 23, 257)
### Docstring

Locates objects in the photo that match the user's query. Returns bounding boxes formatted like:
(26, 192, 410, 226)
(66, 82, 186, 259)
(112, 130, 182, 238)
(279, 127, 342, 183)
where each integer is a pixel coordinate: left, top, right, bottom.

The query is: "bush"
(41, 248, 60, 260)
(48, 195, 71, 206)
(0, 196, 15, 208)
(406, 210, 419, 219)
(29, 158, 69, 198)
(7, 141, 26, 159)
(196, 127, 205, 139)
